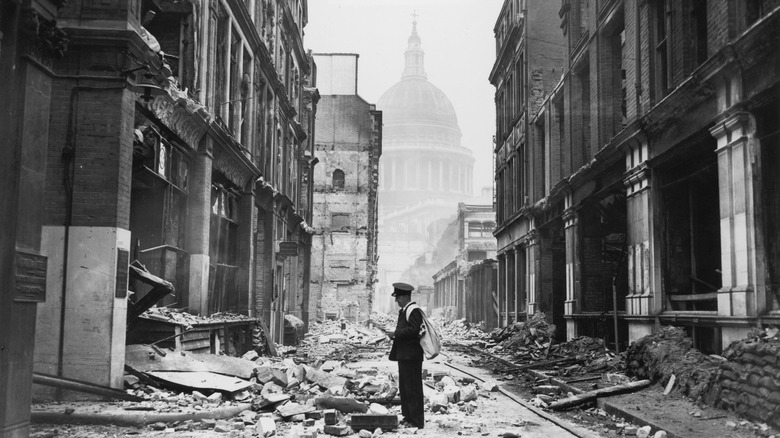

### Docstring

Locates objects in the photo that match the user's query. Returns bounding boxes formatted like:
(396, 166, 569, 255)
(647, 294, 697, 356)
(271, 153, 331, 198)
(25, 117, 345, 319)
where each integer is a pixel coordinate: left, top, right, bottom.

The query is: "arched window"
(332, 169, 345, 190)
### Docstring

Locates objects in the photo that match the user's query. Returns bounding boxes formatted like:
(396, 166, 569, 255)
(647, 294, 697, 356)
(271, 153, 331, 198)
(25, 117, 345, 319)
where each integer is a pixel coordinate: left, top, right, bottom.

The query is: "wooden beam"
(548, 379, 651, 410)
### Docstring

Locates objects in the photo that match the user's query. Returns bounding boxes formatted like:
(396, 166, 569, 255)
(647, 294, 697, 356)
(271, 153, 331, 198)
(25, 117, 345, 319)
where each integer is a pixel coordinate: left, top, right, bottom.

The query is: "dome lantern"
(403, 13, 426, 79)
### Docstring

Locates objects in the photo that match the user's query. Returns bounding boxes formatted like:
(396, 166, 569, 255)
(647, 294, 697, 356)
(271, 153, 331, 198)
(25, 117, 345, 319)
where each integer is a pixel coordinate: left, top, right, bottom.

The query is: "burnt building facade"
(0, 0, 319, 413)
(310, 53, 382, 324)
(493, 0, 780, 352)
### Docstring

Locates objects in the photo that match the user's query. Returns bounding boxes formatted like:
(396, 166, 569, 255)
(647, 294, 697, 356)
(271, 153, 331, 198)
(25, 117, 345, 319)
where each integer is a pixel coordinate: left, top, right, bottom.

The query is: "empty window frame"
(332, 169, 345, 190)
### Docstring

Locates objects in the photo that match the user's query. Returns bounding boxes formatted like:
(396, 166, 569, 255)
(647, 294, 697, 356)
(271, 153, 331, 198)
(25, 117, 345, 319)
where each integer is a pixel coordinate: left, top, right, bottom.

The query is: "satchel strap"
(405, 303, 421, 321)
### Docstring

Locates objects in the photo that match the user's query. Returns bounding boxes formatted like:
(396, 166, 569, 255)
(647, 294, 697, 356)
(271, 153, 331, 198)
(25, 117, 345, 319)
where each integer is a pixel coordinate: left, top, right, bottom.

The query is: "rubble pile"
(625, 326, 719, 400)
(141, 306, 255, 326)
(486, 312, 556, 358)
(368, 312, 397, 329)
(550, 336, 624, 375)
(121, 314, 495, 437)
(437, 318, 490, 342)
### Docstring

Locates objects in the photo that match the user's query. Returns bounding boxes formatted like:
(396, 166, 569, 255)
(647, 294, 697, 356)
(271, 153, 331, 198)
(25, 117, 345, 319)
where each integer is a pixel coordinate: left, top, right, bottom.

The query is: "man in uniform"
(384, 282, 424, 429)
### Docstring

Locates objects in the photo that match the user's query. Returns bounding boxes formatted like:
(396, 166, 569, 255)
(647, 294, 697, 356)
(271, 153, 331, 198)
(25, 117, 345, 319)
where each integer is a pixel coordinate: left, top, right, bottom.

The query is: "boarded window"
(331, 213, 350, 231)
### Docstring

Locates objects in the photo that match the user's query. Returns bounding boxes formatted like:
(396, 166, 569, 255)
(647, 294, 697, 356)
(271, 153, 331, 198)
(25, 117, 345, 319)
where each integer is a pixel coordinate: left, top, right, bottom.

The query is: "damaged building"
(1, 0, 318, 432)
(492, 0, 780, 352)
(310, 53, 382, 324)
(432, 203, 498, 326)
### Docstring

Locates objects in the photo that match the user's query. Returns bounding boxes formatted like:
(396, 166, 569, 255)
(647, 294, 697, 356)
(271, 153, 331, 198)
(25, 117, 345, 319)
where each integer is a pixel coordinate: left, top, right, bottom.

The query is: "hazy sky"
(304, 0, 504, 194)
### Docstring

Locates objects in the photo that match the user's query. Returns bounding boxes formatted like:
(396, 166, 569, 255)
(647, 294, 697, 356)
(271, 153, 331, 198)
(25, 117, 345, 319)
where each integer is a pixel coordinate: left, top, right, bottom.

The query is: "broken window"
(661, 145, 721, 311)
(209, 180, 240, 313)
(603, 14, 626, 138)
(468, 222, 482, 238)
(130, 119, 190, 308)
(140, 0, 195, 90)
(214, 4, 229, 120)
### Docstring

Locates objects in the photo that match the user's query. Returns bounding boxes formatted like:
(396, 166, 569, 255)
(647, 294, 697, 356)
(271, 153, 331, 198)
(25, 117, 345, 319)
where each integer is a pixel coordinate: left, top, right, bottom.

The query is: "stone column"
(497, 252, 506, 327)
(563, 193, 580, 339)
(514, 244, 522, 321)
(506, 248, 515, 325)
(710, 111, 766, 345)
(623, 133, 659, 342)
(526, 231, 540, 315)
(187, 145, 214, 315)
(236, 191, 256, 315)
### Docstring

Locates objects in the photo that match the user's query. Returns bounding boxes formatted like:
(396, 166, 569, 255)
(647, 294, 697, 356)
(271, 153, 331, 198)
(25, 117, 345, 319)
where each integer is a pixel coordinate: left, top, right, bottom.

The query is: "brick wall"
(46, 82, 134, 229)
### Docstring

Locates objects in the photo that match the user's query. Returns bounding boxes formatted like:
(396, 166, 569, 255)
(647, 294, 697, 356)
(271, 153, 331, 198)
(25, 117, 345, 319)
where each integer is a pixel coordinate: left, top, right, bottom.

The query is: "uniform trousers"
(397, 359, 424, 427)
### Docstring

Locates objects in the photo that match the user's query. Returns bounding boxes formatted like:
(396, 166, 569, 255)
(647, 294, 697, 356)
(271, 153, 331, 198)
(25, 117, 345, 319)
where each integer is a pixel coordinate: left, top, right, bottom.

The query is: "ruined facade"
(493, 0, 780, 352)
(432, 203, 497, 322)
(375, 19, 476, 311)
(310, 54, 382, 324)
(0, 0, 319, 410)
(490, 0, 567, 332)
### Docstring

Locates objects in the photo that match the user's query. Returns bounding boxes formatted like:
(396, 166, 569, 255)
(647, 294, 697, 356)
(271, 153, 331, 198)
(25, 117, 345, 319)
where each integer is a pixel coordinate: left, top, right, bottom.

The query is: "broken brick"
(323, 425, 351, 436)
(349, 414, 398, 431)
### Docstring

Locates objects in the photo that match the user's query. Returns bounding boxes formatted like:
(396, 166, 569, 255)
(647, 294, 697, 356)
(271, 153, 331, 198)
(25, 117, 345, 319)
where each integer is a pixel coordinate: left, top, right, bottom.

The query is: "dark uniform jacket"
(389, 302, 424, 361)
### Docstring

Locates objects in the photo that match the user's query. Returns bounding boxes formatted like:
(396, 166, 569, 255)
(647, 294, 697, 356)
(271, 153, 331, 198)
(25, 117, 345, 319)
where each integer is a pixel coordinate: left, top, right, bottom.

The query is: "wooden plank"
(548, 379, 651, 411)
(181, 330, 211, 341)
(668, 292, 717, 302)
(181, 339, 212, 351)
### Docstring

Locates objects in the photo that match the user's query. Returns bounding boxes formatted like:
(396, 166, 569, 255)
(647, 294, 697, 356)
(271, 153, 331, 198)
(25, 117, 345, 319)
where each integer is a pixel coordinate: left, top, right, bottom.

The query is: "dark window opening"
(654, 0, 670, 96)
(745, 0, 764, 27)
(130, 118, 191, 309)
(215, 5, 229, 121)
(332, 169, 345, 190)
(691, 0, 708, 67)
(661, 150, 721, 312)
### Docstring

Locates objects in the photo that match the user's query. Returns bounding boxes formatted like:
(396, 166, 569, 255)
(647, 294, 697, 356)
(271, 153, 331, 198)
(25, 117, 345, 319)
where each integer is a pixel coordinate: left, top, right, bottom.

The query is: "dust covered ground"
(30, 314, 780, 438)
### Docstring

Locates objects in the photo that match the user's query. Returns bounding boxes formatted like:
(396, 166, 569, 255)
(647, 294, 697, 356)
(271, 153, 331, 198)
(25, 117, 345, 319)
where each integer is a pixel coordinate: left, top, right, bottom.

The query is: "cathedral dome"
(378, 78, 460, 132)
(376, 18, 462, 145)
